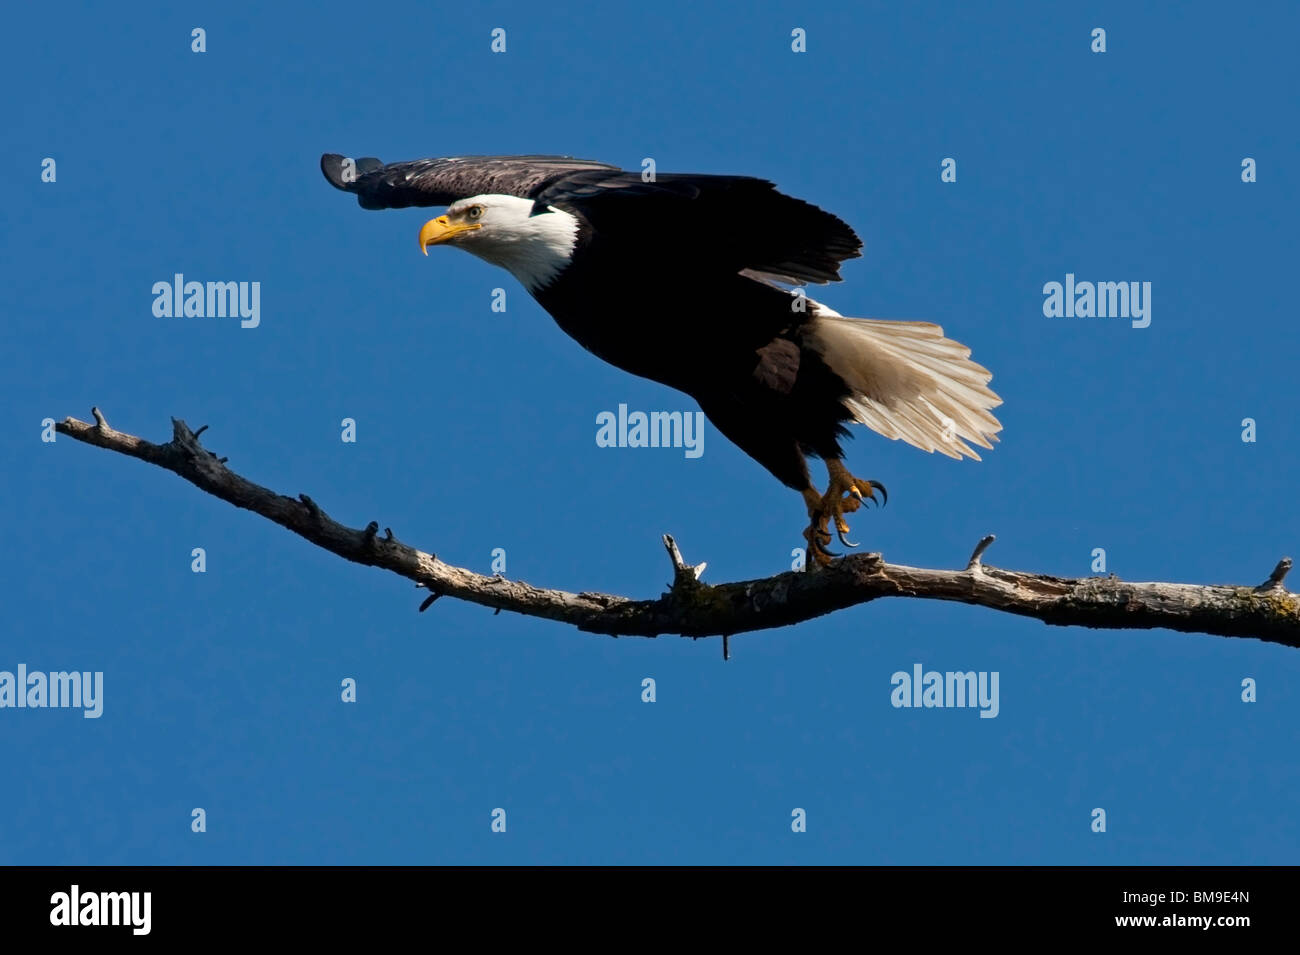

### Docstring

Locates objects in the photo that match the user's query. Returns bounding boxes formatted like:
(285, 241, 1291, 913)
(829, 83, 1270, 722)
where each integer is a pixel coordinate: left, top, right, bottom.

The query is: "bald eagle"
(321, 152, 1001, 564)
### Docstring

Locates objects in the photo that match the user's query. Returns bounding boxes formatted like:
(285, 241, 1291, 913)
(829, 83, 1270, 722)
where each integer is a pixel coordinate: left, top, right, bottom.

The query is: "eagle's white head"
(418, 194, 580, 292)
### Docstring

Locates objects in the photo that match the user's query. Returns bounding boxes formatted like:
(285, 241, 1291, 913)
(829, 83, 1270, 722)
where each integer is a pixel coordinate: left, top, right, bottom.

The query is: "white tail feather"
(805, 301, 1002, 460)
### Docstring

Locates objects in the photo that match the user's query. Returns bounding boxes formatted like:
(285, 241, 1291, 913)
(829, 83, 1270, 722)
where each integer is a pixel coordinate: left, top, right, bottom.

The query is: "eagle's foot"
(802, 519, 835, 565)
(802, 462, 887, 566)
(801, 487, 844, 566)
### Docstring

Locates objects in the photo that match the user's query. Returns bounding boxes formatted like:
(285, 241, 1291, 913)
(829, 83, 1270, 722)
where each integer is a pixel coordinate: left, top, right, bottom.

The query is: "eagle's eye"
(465, 205, 484, 220)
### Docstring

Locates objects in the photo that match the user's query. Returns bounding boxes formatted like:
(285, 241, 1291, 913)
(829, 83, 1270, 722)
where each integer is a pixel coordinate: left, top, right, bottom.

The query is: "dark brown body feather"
(535, 243, 853, 490)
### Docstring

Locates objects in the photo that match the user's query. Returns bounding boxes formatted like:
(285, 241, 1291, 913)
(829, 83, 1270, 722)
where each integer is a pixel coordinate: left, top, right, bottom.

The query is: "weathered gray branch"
(54, 411, 1300, 650)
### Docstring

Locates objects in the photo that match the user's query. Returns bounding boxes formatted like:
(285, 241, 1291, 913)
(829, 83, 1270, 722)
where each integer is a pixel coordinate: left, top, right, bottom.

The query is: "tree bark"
(53, 410, 1300, 652)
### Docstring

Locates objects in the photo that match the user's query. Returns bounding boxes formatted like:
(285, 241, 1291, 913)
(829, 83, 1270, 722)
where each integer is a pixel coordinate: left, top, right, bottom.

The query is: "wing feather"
(320, 153, 619, 209)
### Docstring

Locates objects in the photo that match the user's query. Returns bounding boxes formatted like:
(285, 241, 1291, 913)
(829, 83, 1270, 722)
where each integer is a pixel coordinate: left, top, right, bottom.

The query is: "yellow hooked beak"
(419, 215, 482, 254)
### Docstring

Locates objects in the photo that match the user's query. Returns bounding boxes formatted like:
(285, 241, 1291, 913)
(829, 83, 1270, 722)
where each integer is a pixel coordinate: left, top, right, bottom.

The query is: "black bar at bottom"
(0, 865, 1279, 940)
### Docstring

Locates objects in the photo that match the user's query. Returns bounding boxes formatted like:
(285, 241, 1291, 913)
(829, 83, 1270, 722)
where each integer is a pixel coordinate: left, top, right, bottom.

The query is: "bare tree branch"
(53, 411, 1300, 650)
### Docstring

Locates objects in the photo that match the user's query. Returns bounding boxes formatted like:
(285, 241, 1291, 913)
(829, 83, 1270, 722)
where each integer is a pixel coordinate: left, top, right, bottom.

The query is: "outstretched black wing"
(536, 171, 862, 285)
(320, 153, 619, 209)
(321, 153, 863, 284)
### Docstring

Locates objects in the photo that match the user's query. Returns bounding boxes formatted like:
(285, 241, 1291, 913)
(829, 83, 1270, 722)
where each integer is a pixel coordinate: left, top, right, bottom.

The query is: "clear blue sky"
(4, 1, 1297, 864)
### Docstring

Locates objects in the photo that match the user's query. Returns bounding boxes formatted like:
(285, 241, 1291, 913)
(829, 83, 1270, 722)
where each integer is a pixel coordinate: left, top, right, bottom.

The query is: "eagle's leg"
(801, 486, 833, 562)
(802, 460, 887, 566)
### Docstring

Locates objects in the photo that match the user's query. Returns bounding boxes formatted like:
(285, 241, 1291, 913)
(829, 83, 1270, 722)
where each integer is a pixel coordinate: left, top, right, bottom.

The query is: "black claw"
(803, 526, 831, 546)
(836, 527, 859, 548)
(870, 480, 888, 507)
(805, 532, 839, 561)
